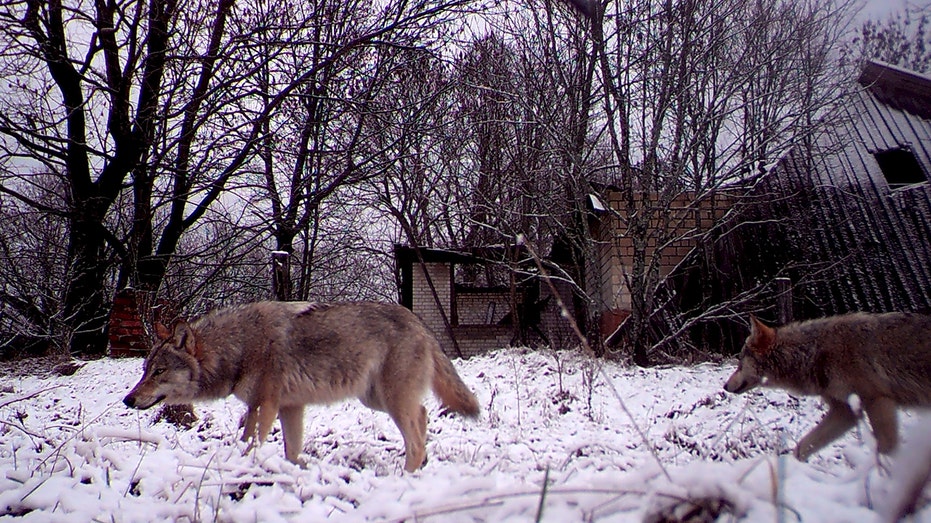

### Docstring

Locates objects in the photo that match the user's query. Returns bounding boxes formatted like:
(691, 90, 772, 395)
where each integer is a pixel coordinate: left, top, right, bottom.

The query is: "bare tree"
(130, 0, 473, 304)
(365, 46, 461, 248)
(842, 4, 931, 73)
(0, 0, 180, 355)
(579, 0, 858, 364)
(0, 0, 473, 355)
(241, 0, 462, 302)
(448, 3, 599, 339)
(0, 179, 69, 354)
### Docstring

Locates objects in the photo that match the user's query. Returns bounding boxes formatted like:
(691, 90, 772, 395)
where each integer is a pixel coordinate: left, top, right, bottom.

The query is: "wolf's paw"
(793, 446, 811, 462)
(241, 438, 259, 457)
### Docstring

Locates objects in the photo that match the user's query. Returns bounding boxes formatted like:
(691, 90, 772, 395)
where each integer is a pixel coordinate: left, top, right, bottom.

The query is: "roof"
(858, 60, 931, 120)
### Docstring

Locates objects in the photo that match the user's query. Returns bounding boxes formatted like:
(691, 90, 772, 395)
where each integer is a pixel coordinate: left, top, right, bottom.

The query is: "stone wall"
(592, 191, 735, 313)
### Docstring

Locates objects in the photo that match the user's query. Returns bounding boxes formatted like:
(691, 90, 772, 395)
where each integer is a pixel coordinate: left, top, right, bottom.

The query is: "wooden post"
(272, 251, 291, 301)
(775, 277, 793, 324)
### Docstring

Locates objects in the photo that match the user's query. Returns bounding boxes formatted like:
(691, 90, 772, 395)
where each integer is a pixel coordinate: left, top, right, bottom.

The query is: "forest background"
(0, 0, 928, 360)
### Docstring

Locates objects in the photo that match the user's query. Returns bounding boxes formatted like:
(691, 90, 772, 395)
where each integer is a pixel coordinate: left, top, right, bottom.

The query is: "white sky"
(860, 0, 929, 21)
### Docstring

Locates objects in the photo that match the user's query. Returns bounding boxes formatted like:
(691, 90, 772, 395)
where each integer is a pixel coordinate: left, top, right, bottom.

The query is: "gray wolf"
(123, 301, 480, 472)
(723, 312, 931, 460)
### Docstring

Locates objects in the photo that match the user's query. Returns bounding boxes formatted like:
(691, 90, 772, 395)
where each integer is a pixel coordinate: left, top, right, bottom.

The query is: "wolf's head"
(123, 322, 201, 410)
(723, 315, 777, 394)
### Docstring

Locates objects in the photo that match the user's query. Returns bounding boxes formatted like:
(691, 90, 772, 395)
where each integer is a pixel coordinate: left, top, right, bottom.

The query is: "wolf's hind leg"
(863, 396, 898, 455)
(278, 405, 305, 464)
(388, 401, 428, 472)
(795, 398, 858, 461)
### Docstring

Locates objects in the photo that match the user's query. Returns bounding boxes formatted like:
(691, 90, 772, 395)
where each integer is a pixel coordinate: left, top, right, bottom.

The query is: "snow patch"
(0, 348, 926, 521)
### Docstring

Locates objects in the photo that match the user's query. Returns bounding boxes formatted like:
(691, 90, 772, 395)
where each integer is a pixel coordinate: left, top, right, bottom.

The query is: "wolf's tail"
(432, 348, 480, 418)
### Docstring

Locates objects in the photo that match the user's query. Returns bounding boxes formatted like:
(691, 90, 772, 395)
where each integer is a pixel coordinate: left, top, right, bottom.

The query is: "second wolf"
(724, 312, 931, 460)
(123, 301, 480, 472)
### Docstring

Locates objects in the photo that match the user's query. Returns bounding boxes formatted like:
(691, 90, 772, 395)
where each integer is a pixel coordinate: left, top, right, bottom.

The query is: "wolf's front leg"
(240, 402, 279, 456)
(255, 401, 279, 445)
(240, 406, 259, 443)
(795, 398, 858, 461)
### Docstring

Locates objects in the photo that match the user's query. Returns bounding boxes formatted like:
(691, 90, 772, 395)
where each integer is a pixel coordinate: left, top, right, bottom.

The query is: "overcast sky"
(860, 0, 927, 21)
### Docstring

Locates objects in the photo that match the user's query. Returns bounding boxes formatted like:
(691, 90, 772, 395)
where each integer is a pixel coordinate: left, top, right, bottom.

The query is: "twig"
(0, 419, 46, 447)
(123, 445, 148, 498)
(535, 465, 550, 523)
(390, 486, 649, 523)
(0, 385, 64, 409)
(193, 452, 217, 523)
(39, 399, 123, 469)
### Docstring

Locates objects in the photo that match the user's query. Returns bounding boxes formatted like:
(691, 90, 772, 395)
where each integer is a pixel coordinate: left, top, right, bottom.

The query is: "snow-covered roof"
(859, 60, 931, 120)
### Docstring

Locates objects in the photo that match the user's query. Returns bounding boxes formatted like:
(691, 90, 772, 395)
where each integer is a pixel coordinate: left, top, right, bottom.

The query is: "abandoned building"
(604, 59, 931, 357)
(394, 245, 577, 357)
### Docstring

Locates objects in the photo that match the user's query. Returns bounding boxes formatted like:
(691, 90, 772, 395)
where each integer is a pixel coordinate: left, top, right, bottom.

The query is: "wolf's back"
(800, 312, 931, 405)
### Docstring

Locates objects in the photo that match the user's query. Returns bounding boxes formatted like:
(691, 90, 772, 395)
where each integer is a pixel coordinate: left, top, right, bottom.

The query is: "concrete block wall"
(409, 262, 514, 357)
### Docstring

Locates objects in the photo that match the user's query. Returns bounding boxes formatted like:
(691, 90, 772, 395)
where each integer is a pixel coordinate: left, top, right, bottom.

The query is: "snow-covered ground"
(0, 348, 927, 522)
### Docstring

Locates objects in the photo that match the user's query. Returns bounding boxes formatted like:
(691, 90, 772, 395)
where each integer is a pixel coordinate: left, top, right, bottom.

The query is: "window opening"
(874, 146, 928, 189)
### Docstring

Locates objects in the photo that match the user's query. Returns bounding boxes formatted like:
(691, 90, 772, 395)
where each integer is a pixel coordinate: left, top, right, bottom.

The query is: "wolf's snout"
(723, 379, 744, 394)
(724, 371, 759, 394)
(122, 392, 165, 410)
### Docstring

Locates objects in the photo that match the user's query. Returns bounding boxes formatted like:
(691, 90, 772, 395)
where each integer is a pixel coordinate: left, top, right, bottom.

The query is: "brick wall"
(108, 289, 148, 357)
(410, 263, 514, 357)
(108, 288, 176, 358)
(411, 263, 455, 354)
(593, 190, 735, 313)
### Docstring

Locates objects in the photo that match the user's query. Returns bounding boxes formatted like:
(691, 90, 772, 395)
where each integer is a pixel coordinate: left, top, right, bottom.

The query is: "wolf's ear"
(172, 321, 199, 357)
(154, 322, 172, 341)
(747, 315, 776, 355)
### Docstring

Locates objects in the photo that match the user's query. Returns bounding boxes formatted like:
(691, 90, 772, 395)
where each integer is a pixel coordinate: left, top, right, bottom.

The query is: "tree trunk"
(272, 250, 292, 301)
(63, 214, 111, 356)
